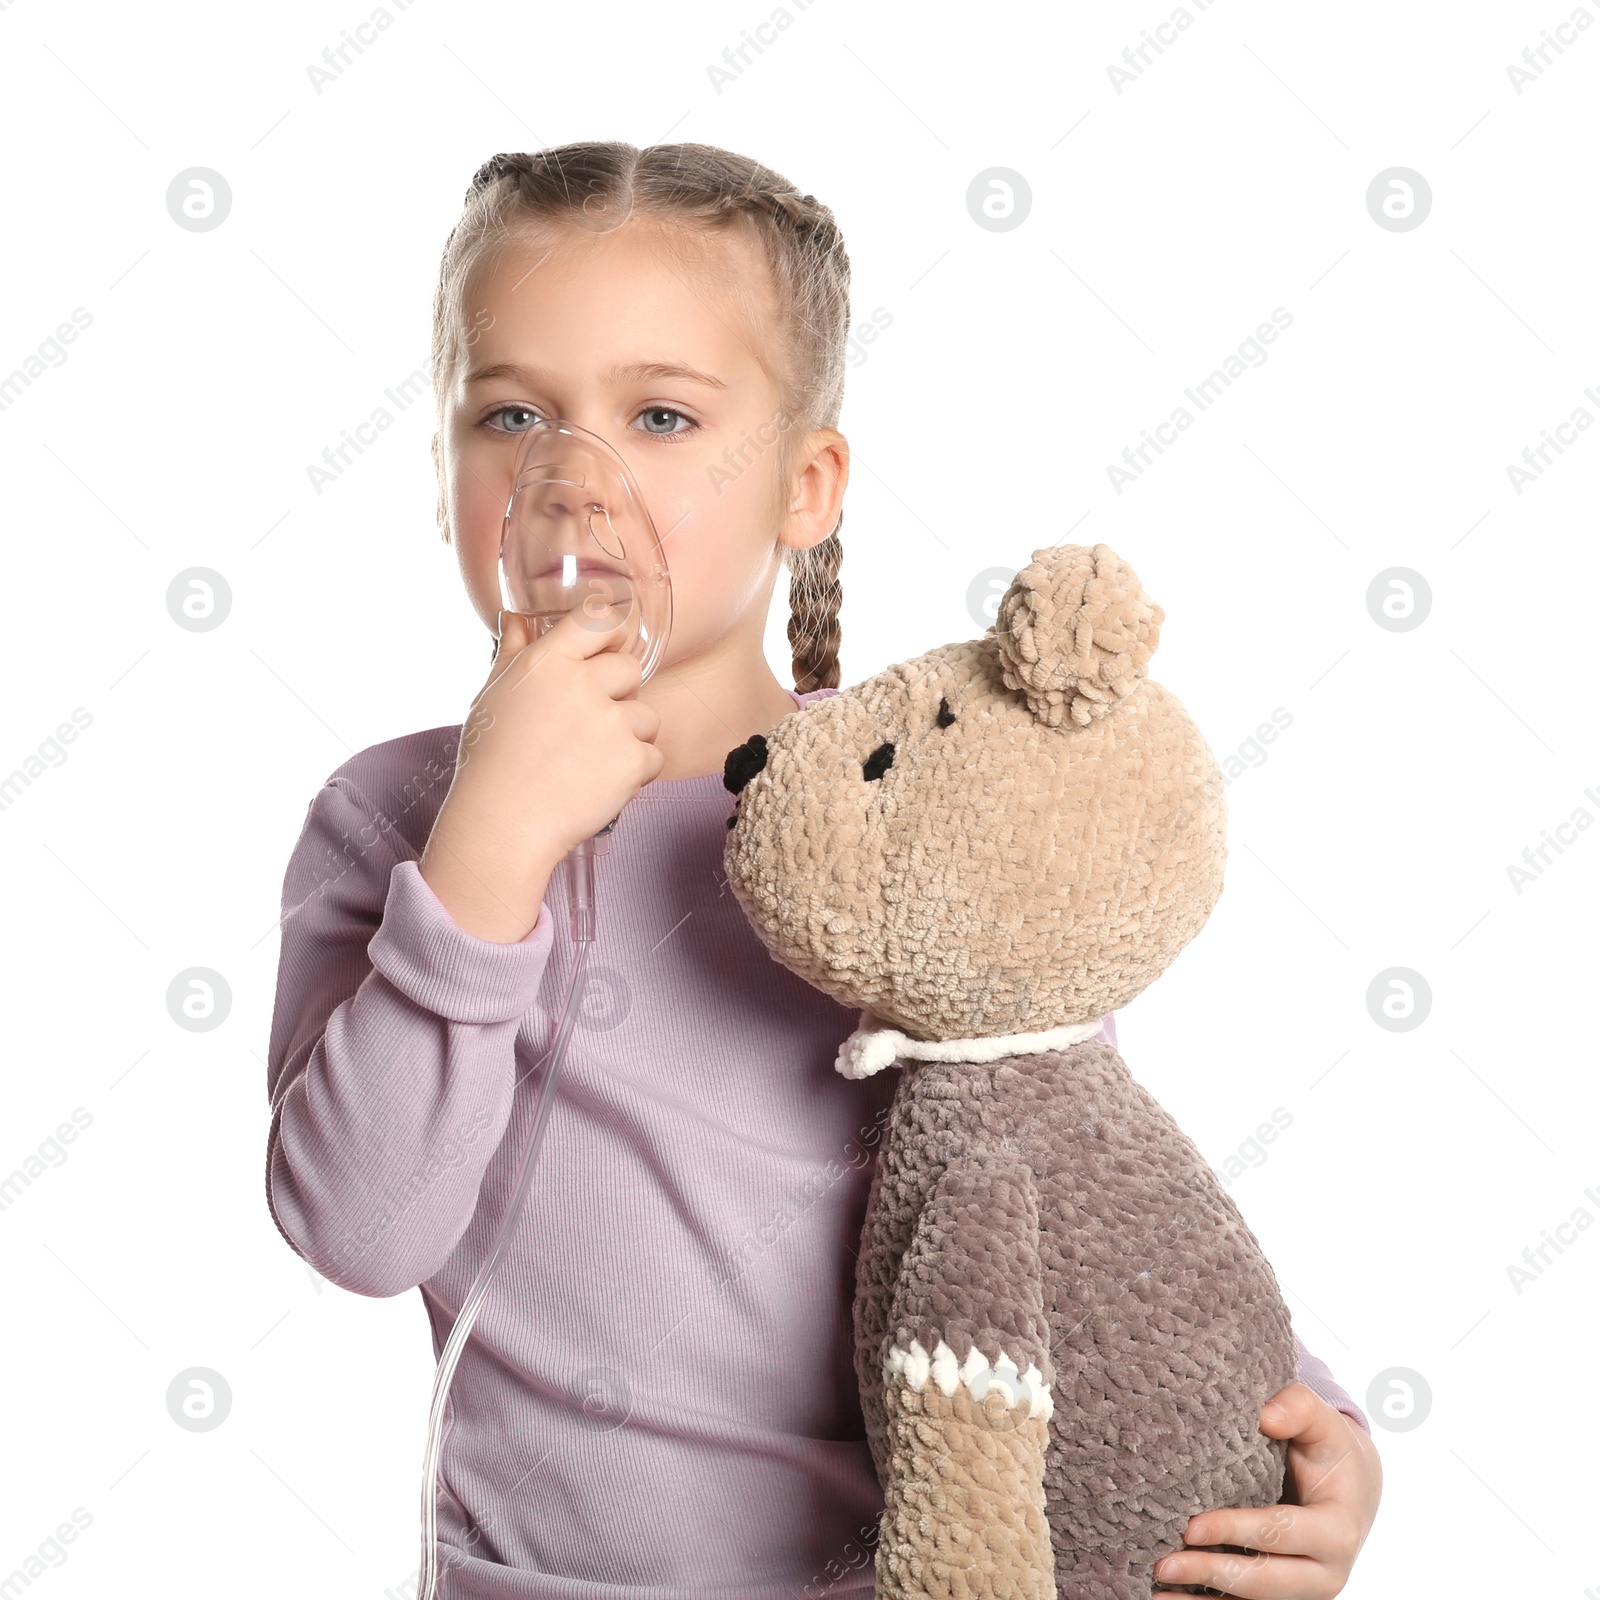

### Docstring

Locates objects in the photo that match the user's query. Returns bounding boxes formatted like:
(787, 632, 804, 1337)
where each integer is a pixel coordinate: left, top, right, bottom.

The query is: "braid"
(465, 151, 532, 199)
(787, 509, 844, 693)
(709, 178, 848, 691)
(467, 147, 635, 232)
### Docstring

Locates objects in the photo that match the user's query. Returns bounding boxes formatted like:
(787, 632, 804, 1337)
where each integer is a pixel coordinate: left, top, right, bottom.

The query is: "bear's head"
(722, 543, 1226, 1044)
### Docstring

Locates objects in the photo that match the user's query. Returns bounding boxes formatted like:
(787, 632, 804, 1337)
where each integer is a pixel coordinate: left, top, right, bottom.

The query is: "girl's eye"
(485, 404, 540, 434)
(481, 404, 699, 441)
(633, 406, 698, 440)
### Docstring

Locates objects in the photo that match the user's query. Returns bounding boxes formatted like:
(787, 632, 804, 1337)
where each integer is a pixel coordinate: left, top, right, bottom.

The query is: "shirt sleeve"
(264, 776, 555, 1298)
(1294, 1332, 1371, 1436)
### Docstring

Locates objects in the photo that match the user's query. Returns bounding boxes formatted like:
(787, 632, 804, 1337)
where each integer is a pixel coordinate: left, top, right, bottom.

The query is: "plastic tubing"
(418, 828, 606, 1600)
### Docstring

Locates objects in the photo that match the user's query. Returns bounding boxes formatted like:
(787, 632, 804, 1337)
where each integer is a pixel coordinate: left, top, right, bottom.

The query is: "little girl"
(265, 142, 1380, 1599)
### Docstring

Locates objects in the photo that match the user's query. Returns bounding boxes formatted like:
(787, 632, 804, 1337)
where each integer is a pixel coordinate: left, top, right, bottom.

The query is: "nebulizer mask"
(419, 417, 671, 1600)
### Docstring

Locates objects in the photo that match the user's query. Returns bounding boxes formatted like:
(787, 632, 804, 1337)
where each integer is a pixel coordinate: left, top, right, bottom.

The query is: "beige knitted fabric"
(722, 544, 1296, 1597)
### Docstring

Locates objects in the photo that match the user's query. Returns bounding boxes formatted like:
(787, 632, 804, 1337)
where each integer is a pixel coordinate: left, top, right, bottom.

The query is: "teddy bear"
(720, 543, 1299, 1599)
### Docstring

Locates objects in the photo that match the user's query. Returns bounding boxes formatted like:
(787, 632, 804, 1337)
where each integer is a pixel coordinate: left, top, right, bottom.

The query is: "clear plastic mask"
(499, 415, 672, 680)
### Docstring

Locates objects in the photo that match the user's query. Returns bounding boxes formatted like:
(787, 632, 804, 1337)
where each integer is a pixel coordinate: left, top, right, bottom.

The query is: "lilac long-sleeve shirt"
(265, 685, 1370, 1599)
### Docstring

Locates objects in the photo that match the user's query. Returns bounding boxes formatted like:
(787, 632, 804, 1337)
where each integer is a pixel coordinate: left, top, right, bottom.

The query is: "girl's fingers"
(1151, 1386, 1375, 1597)
(1176, 1503, 1324, 1561)
(490, 610, 523, 682)
(1260, 1382, 1350, 1465)
(1152, 1545, 1334, 1600)
(495, 608, 531, 655)
(487, 609, 551, 695)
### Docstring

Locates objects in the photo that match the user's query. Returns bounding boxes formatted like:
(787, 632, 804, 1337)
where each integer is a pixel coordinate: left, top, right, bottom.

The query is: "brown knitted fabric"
(855, 1043, 1296, 1597)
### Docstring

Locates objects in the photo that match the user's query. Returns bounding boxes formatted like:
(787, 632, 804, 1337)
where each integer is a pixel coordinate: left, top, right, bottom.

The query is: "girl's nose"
(723, 733, 768, 795)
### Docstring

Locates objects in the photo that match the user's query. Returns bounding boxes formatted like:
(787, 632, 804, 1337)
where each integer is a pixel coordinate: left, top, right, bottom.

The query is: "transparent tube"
(418, 854, 599, 1600)
(418, 417, 670, 1599)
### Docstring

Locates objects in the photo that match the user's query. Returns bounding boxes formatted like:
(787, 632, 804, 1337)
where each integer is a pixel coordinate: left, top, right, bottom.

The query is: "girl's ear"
(779, 427, 849, 552)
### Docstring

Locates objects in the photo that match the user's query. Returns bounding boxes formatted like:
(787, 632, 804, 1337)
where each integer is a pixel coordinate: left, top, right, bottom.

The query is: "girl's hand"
(1152, 1382, 1382, 1598)
(420, 606, 664, 941)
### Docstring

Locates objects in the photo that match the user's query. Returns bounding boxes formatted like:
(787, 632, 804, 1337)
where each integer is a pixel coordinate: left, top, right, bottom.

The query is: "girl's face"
(437, 220, 843, 671)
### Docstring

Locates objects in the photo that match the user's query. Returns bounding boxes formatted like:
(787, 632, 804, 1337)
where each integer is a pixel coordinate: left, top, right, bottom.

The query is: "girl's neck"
(638, 641, 809, 783)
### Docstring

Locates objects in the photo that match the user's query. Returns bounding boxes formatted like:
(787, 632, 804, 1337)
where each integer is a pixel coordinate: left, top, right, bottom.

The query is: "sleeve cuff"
(368, 858, 554, 1024)
(1293, 1332, 1372, 1435)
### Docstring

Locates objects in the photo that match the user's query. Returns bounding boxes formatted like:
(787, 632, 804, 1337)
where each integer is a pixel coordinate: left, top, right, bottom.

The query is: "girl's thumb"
(495, 608, 528, 656)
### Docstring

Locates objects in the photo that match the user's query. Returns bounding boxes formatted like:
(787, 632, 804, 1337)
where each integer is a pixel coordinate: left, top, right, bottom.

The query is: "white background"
(0, 0, 1595, 1595)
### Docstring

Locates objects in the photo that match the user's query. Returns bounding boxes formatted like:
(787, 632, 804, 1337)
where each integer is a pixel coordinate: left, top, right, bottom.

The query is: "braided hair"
(432, 142, 851, 692)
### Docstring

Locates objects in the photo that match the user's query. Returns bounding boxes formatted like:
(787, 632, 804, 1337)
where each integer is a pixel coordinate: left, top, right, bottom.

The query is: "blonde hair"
(430, 141, 852, 693)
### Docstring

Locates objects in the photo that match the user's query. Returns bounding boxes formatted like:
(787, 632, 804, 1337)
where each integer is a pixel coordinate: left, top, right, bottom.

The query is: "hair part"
(432, 141, 851, 692)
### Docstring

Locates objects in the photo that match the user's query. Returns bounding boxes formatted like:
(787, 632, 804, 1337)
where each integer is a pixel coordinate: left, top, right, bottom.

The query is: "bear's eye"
(863, 741, 895, 781)
(936, 695, 955, 728)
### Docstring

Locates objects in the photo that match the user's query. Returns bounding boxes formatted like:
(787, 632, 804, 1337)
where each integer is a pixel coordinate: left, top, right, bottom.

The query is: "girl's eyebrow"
(465, 359, 728, 391)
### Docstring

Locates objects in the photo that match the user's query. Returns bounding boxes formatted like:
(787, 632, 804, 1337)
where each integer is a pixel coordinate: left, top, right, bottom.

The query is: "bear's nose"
(723, 733, 768, 795)
(863, 741, 895, 780)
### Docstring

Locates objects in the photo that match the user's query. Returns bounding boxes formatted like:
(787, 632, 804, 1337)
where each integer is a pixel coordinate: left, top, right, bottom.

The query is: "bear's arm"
(876, 1148, 1056, 1599)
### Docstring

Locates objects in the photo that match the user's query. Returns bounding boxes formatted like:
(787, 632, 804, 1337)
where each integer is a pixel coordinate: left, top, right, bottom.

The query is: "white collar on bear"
(835, 1010, 1109, 1079)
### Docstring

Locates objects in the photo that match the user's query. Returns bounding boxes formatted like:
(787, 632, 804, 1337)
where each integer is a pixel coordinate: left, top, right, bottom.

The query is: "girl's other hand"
(419, 606, 664, 941)
(1152, 1382, 1382, 1597)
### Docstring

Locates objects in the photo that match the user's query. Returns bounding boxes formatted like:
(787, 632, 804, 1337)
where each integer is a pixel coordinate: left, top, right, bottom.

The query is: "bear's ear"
(992, 543, 1163, 728)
